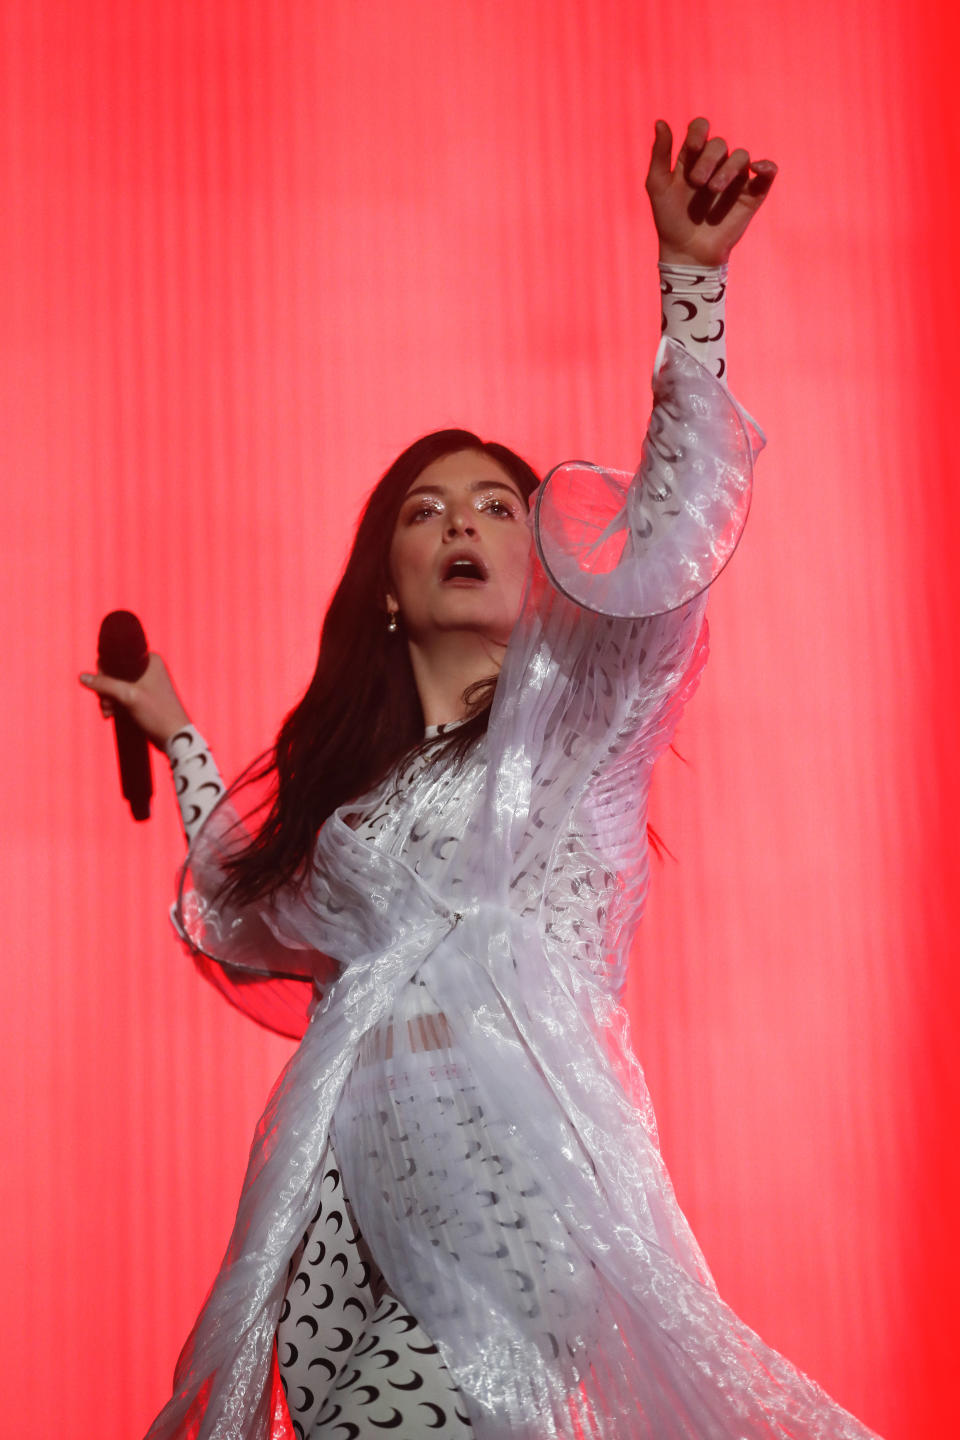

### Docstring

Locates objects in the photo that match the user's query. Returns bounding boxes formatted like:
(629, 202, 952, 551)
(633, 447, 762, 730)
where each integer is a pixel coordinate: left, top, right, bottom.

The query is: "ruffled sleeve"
(167, 732, 337, 1039)
(479, 290, 765, 975)
(534, 334, 763, 621)
(497, 322, 764, 787)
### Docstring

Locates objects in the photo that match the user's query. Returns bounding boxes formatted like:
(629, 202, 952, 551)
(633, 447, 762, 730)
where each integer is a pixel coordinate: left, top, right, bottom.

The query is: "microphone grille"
(97, 610, 149, 681)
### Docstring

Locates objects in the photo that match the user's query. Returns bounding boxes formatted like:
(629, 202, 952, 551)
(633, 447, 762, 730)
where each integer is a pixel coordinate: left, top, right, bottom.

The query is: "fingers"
(705, 146, 750, 193)
(746, 158, 778, 201)
(645, 119, 674, 192)
(80, 652, 191, 747)
(686, 135, 735, 189)
(78, 670, 134, 719)
(676, 118, 770, 195)
(79, 671, 132, 701)
(651, 115, 776, 264)
(676, 116, 710, 174)
(648, 116, 745, 200)
(716, 159, 778, 222)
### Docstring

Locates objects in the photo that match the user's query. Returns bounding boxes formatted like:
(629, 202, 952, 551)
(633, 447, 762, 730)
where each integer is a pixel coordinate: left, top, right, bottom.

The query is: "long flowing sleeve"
(534, 261, 758, 621)
(477, 266, 763, 989)
(491, 266, 760, 780)
(165, 728, 334, 1039)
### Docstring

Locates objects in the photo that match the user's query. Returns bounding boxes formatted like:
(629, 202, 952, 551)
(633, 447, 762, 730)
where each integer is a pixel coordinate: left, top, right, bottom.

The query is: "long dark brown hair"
(220, 429, 541, 907)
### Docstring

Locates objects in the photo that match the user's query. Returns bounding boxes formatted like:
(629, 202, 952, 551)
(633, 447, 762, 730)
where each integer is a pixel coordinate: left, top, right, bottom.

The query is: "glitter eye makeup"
(475, 492, 521, 517)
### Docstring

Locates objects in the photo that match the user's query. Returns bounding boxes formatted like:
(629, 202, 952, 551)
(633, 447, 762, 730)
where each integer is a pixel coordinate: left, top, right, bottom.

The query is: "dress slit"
(277, 1132, 475, 1439)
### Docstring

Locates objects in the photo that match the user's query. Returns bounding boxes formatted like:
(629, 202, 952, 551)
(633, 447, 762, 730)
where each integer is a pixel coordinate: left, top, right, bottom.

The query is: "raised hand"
(646, 117, 777, 268)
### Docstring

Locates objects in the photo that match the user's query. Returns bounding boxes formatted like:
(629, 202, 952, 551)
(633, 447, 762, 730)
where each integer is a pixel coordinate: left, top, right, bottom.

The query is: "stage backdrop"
(2, 2, 956, 1437)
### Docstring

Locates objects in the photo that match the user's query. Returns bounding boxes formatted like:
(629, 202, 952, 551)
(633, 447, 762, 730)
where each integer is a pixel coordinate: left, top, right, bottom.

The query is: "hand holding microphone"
(79, 611, 191, 820)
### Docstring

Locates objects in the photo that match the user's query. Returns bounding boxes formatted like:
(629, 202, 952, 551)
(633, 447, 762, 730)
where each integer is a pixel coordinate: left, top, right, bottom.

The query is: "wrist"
(659, 258, 728, 381)
(164, 720, 199, 761)
(658, 256, 729, 280)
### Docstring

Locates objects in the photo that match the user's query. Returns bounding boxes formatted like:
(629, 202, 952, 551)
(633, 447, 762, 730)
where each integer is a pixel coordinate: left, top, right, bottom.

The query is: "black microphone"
(97, 610, 153, 822)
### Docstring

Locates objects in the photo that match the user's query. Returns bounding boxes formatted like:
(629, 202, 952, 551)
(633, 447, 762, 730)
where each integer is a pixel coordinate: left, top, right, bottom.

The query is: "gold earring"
(387, 610, 398, 634)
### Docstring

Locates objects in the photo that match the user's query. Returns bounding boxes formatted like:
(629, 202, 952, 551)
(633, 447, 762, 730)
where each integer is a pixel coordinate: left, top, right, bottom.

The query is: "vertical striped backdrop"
(2, 2, 956, 1436)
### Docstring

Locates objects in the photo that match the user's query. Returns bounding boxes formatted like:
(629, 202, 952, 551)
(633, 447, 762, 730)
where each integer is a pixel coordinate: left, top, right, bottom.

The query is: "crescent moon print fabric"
(162, 269, 727, 853)
(166, 726, 226, 845)
(657, 261, 727, 379)
(276, 1135, 473, 1439)
(152, 271, 884, 1440)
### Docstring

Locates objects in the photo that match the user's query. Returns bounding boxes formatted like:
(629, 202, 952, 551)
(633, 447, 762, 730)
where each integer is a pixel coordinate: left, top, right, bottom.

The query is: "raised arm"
(649, 115, 776, 384)
(534, 117, 775, 623)
(483, 121, 778, 978)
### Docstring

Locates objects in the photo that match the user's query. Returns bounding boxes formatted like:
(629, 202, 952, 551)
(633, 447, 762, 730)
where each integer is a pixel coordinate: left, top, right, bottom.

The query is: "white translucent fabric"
(153, 340, 883, 1439)
(534, 338, 755, 619)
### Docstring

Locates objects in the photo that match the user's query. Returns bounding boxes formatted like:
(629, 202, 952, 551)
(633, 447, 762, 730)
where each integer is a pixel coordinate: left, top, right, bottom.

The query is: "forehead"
(406, 449, 520, 496)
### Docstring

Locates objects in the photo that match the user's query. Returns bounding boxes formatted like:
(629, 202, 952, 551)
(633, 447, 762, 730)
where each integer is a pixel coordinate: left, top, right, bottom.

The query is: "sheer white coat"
(149, 333, 881, 1440)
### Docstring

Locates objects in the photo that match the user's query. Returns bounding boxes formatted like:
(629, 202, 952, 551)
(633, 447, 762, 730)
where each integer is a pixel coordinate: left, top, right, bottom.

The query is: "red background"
(2, 2, 956, 1436)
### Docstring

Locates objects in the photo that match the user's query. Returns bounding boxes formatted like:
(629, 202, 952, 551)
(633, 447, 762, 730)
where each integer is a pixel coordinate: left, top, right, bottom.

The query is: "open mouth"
(441, 554, 487, 583)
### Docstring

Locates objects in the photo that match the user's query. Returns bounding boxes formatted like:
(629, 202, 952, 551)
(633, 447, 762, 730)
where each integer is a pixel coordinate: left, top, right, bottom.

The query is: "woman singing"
(81, 119, 883, 1440)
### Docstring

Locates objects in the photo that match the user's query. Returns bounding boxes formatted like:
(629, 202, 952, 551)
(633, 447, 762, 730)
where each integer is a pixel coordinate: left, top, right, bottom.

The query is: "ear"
(384, 593, 398, 617)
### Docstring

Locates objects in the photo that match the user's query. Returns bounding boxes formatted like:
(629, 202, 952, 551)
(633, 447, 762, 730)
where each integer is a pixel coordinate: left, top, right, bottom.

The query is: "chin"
(426, 608, 515, 645)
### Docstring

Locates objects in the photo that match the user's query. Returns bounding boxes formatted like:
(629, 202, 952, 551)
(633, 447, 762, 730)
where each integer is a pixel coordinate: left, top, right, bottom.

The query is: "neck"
(406, 630, 506, 727)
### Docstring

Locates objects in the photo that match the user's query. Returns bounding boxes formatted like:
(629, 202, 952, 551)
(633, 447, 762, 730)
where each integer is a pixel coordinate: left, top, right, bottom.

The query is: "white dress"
(149, 269, 884, 1440)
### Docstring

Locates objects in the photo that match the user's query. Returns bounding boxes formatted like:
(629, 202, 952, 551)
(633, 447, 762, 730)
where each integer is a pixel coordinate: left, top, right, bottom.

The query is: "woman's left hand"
(646, 117, 777, 268)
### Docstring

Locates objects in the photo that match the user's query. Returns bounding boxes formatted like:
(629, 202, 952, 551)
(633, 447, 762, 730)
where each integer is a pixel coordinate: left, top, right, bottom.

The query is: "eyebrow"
(402, 479, 524, 503)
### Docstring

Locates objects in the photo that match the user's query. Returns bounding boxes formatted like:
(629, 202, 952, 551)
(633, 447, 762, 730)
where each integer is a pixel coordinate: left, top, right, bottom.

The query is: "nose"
(444, 507, 476, 539)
